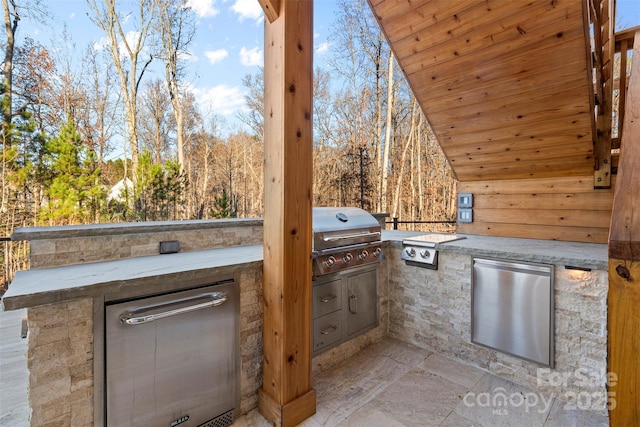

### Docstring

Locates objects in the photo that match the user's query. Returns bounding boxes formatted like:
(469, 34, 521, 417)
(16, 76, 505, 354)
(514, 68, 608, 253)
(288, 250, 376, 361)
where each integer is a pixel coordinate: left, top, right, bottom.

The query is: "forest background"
(3, 0, 637, 288)
(2, 0, 457, 287)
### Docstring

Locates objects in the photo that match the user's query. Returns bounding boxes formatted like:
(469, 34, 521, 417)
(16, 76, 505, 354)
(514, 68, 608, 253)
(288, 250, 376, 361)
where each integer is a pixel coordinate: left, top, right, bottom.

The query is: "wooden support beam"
(258, 0, 281, 23)
(259, 1, 316, 426)
(593, 0, 614, 188)
(608, 29, 640, 427)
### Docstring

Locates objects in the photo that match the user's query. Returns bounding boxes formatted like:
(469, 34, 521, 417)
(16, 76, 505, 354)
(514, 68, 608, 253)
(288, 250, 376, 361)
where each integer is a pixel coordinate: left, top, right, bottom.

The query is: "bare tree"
(238, 67, 264, 140)
(78, 45, 121, 170)
(139, 78, 174, 163)
(153, 0, 195, 172)
(0, 0, 46, 127)
(86, 0, 155, 179)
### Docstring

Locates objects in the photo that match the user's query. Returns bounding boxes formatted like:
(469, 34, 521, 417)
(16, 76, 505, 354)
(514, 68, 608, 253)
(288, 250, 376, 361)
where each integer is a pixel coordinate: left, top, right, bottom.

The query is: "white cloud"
(93, 36, 108, 52)
(204, 49, 228, 65)
(186, 0, 220, 17)
(193, 84, 246, 116)
(231, 0, 263, 22)
(179, 50, 198, 62)
(239, 46, 263, 67)
(92, 31, 147, 60)
(316, 41, 331, 54)
(123, 31, 140, 51)
(69, 12, 75, 19)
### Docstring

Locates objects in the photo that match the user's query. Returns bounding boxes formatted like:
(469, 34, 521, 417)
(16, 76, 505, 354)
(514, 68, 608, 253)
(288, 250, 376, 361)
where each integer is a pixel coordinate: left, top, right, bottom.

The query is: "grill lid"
(313, 207, 381, 252)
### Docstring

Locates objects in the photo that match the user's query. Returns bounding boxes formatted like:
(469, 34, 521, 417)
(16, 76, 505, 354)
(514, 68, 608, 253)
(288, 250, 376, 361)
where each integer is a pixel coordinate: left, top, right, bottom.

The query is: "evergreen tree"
(134, 150, 187, 221)
(210, 188, 237, 219)
(39, 118, 104, 224)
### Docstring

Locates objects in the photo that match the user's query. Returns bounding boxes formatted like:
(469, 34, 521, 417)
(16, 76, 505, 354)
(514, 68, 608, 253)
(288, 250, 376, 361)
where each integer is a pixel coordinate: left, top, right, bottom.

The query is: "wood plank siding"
(457, 176, 615, 243)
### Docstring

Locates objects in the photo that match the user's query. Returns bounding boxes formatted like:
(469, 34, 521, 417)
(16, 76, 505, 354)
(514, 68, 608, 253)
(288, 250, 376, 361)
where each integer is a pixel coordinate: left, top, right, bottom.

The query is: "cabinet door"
(346, 268, 378, 336)
(472, 258, 553, 367)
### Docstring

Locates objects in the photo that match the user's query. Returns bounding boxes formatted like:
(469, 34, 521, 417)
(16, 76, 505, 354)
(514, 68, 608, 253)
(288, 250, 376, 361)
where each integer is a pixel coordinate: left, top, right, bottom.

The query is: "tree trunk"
(379, 51, 394, 213)
(392, 99, 416, 219)
(2, 0, 17, 131)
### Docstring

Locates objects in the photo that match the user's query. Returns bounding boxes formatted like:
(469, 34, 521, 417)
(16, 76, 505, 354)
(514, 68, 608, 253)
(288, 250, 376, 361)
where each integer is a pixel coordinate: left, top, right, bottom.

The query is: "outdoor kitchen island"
(1, 221, 609, 425)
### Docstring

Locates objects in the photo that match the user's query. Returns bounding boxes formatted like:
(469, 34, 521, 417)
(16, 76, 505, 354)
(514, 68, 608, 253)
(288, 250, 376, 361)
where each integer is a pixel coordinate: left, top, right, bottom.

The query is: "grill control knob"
(343, 252, 354, 263)
(372, 248, 382, 258)
(325, 256, 336, 268)
(420, 249, 431, 259)
(358, 250, 369, 260)
(405, 248, 416, 257)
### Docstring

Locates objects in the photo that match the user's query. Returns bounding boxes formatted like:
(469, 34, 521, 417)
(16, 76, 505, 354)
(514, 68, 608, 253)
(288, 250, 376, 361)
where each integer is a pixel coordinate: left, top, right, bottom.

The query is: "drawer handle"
(349, 295, 357, 314)
(320, 325, 338, 335)
(120, 292, 228, 325)
(319, 294, 337, 303)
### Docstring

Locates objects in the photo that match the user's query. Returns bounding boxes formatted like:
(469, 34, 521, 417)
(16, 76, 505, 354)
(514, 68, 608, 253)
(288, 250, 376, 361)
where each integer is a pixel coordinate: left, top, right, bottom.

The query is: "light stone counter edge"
(382, 230, 608, 271)
(2, 245, 263, 311)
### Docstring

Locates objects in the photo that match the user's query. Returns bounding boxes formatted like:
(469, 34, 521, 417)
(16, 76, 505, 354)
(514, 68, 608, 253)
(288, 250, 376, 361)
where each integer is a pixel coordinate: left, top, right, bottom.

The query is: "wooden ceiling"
(369, 0, 595, 182)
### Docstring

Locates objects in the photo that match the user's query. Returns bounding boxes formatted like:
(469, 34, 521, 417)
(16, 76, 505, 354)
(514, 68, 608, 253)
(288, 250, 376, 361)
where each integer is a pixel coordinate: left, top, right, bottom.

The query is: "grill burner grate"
(401, 234, 465, 269)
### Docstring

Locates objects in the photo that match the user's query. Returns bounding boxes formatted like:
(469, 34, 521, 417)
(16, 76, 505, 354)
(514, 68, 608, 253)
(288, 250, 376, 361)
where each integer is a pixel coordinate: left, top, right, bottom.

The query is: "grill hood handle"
(322, 231, 381, 242)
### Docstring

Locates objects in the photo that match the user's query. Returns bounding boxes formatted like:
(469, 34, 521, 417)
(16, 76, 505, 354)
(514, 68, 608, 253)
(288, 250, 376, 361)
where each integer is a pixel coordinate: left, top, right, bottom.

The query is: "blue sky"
(16, 0, 640, 136)
(19, 0, 339, 134)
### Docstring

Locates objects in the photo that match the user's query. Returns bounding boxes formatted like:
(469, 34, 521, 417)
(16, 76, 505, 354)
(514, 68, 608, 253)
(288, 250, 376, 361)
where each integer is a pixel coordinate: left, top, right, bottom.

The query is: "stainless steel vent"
(198, 409, 235, 427)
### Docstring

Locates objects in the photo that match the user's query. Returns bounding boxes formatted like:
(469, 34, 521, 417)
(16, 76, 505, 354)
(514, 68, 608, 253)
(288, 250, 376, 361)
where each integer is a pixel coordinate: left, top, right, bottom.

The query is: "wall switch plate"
(457, 208, 473, 223)
(458, 193, 473, 208)
(159, 240, 180, 254)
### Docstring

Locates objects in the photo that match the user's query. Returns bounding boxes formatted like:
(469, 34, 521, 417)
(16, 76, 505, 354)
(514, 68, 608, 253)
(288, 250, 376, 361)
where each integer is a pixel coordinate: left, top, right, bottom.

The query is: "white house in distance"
(107, 178, 133, 203)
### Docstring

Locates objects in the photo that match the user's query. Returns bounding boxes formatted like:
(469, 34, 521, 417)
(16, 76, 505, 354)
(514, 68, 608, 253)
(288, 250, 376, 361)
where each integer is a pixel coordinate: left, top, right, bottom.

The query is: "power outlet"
(458, 193, 473, 208)
(457, 208, 473, 223)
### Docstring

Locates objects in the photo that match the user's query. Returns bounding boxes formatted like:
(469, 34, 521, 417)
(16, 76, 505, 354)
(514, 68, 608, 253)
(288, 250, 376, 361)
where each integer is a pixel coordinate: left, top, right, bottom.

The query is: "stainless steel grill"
(312, 207, 383, 276)
(311, 207, 382, 356)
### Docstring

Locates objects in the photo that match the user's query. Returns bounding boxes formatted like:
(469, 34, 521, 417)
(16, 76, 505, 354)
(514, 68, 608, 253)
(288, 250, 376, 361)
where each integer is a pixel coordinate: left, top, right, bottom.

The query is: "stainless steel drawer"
(313, 310, 342, 353)
(313, 279, 341, 318)
(472, 258, 554, 367)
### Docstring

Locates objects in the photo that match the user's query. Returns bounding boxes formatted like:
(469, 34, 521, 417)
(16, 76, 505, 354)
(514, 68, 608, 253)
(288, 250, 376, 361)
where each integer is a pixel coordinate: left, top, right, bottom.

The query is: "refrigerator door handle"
(120, 292, 228, 325)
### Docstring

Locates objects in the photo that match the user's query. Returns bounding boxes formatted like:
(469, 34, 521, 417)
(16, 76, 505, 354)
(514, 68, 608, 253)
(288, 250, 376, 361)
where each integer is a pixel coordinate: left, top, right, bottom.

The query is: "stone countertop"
(382, 231, 608, 271)
(11, 218, 263, 241)
(2, 232, 609, 311)
(1, 245, 263, 311)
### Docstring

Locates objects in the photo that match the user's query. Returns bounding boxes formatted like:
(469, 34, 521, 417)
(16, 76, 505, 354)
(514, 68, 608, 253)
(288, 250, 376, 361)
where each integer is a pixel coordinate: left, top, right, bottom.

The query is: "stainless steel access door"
(472, 258, 554, 367)
(105, 279, 238, 427)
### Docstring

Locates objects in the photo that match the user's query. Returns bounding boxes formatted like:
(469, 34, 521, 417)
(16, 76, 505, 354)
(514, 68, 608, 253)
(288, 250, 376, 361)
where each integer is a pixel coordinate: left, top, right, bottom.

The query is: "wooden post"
(608, 29, 640, 426)
(258, 1, 316, 426)
(593, 0, 614, 188)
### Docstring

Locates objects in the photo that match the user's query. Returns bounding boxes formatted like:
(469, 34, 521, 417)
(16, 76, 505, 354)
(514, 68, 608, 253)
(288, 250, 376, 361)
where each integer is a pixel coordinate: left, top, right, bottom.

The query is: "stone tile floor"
(233, 339, 609, 427)
(0, 306, 609, 427)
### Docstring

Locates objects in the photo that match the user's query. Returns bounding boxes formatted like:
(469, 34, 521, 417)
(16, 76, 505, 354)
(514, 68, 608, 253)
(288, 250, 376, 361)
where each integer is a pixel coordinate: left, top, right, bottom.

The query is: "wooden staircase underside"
(369, 0, 595, 182)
